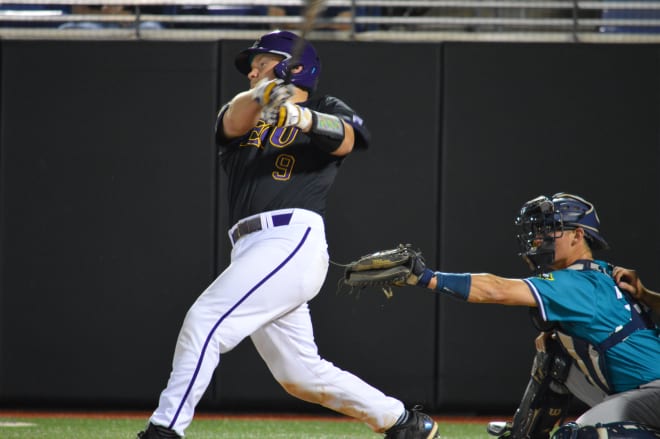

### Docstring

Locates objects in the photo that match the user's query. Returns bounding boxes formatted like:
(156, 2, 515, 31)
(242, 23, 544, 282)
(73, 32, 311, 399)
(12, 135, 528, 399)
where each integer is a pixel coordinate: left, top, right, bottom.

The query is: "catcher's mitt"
(343, 244, 425, 297)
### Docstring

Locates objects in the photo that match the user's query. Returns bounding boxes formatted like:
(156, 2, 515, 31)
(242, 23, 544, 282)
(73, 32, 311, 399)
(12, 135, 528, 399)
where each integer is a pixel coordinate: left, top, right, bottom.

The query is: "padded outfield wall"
(0, 40, 658, 413)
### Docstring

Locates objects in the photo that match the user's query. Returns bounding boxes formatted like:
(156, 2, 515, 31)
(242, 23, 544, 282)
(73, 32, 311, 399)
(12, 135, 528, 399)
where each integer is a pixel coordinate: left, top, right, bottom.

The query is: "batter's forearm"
(328, 121, 354, 156)
(221, 92, 262, 138)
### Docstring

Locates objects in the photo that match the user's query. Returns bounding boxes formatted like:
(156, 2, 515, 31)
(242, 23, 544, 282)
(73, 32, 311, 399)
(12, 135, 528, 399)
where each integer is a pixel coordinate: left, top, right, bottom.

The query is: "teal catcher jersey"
(524, 260, 660, 392)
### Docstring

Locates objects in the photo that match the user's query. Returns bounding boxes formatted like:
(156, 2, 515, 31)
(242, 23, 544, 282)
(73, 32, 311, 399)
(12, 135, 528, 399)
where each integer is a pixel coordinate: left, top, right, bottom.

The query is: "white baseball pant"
(149, 208, 403, 436)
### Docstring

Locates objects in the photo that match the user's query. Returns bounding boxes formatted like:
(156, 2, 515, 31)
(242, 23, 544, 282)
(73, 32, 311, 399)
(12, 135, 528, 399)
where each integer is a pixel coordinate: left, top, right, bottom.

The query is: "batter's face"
(247, 53, 284, 88)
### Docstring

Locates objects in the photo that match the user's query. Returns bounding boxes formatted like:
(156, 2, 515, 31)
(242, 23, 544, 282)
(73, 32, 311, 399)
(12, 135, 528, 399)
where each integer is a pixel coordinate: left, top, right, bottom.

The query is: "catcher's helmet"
(515, 192, 608, 273)
(234, 30, 321, 92)
(551, 192, 608, 250)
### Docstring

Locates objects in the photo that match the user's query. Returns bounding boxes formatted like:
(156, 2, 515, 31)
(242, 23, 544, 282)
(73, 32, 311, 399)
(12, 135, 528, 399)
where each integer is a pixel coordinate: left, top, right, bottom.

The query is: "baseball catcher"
(342, 193, 660, 439)
(343, 244, 432, 297)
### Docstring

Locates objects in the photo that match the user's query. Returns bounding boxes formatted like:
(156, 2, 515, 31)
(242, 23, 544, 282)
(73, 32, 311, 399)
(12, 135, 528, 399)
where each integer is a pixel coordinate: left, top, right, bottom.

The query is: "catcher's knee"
(552, 422, 660, 439)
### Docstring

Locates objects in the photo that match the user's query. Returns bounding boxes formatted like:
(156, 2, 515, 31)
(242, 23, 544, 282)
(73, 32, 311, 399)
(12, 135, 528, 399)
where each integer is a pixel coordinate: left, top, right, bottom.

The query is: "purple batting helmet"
(234, 30, 321, 92)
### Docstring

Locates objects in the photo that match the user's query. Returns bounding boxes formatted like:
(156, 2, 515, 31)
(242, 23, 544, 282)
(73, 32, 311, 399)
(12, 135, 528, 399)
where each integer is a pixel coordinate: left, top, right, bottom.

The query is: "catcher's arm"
(343, 244, 535, 306)
(426, 273, 536, 306)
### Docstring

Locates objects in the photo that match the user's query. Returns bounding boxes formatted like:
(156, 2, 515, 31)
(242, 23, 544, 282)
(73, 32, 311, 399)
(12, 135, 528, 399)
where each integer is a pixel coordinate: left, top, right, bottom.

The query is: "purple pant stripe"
(168, 226, 312, 429)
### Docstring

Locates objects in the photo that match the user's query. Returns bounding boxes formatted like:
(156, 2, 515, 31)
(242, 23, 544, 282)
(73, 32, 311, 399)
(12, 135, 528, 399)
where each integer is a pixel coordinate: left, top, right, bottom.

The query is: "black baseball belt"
(230, 212, 293, 244)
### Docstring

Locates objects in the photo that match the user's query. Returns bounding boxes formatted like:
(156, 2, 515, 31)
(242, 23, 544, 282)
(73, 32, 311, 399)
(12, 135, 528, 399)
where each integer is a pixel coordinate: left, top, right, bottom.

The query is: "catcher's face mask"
(515, 195, 561, 274)
(515, 192, 608, 274)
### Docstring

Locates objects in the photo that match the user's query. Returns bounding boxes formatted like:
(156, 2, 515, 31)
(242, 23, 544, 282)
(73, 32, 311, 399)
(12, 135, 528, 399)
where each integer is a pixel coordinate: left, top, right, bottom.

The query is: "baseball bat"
(286, 0, 325, 78)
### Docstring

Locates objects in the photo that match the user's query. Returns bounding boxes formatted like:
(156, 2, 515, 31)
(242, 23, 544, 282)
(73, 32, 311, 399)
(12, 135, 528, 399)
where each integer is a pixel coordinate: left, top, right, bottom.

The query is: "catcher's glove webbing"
(343, 244, 426, 298)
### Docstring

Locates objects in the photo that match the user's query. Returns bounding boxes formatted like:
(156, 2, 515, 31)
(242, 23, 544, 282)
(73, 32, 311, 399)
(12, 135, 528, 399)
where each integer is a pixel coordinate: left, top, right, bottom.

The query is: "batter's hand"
(262, 102, 312, 130)
(250, 78, 293, 107)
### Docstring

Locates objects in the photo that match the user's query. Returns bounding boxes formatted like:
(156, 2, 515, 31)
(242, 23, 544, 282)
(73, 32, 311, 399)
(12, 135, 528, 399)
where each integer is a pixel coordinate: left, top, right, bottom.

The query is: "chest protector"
(554, 261, 656, 395)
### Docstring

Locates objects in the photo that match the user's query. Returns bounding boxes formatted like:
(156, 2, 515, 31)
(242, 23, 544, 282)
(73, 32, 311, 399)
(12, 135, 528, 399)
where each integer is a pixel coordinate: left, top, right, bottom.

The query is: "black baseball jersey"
(216, 95, 370, 224)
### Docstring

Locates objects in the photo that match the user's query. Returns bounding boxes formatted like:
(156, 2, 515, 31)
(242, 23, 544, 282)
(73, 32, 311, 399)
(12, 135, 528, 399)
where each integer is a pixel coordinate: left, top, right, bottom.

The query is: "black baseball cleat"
(384, 407, 439, 439)
(136, 422, 181, 439)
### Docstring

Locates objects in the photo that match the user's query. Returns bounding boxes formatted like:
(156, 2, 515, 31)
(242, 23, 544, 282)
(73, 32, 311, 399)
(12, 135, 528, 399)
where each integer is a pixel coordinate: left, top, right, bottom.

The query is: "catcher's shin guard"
(488, 340, 572, 439)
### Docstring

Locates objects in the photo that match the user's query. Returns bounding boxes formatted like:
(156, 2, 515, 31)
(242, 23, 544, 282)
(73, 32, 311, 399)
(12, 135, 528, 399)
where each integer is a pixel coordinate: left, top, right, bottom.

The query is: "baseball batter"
(137, 30, 439, 439)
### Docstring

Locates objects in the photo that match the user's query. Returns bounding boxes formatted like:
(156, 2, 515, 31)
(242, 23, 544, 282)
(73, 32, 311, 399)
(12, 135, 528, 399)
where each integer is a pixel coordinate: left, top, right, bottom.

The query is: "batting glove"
(250, 78, 294, 107)
(262, 102, 312, 131)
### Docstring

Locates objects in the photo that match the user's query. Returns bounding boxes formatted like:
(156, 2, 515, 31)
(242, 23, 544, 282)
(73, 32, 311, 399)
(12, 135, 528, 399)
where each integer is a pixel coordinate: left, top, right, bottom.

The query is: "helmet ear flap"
(273, 59, 289, 81)
(273, 59, 302, 82)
